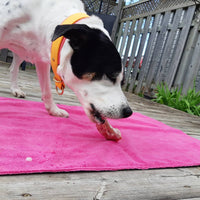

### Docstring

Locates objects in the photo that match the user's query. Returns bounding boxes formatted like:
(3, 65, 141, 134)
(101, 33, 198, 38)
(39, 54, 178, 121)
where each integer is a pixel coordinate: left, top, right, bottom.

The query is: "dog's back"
(0, 0, 85, 63)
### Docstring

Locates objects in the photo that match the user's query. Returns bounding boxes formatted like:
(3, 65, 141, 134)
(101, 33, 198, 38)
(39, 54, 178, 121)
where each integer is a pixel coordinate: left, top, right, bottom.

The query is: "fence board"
(182, 33, 200, 94)
(165, 6, 196, 89)
(128, 16, 152, 92)
(115, 22, 125, 51)
(135, 14, 161, 94)
(119, 21, 130, 56)
(111, 0, 124, 42)
(155, 8, 183, 84)
(124, 18, 144, 88)
(145, 11, 171, 91)
(174, 10, 199, 90)
(196, 68, 200, 92)
(122, 19, 137, 67)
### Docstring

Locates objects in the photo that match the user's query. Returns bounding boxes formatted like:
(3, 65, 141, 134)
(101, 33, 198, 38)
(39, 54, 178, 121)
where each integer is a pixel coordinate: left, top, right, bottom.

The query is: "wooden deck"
(0, 62, 200, 200)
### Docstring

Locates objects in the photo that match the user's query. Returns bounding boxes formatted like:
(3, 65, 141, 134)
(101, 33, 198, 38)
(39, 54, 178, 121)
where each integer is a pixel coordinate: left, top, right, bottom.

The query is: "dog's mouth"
(89, 103, 105, 124)
(90, 103, 122, 141)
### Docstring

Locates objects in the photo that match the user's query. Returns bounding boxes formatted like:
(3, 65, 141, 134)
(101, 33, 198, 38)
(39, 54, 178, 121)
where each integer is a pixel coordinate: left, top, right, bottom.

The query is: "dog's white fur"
(0, 0, 130, 120)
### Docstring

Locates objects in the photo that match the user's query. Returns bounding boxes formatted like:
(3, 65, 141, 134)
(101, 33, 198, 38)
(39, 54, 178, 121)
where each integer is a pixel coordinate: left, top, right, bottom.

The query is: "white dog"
(0, 0, 132, 140)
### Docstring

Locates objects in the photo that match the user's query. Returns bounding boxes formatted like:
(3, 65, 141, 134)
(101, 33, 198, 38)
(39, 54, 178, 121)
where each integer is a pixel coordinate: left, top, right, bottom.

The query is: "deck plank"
(0, 63, 200, 200)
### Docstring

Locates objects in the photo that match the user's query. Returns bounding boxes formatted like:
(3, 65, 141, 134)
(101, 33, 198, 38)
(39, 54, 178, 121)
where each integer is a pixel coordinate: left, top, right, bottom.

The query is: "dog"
(0, 0, 132, 139)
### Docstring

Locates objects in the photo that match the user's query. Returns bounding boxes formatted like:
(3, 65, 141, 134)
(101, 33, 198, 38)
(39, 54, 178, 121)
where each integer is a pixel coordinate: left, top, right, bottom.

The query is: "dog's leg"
(35, 61, 69, 118)
(10, 53, 26, 98)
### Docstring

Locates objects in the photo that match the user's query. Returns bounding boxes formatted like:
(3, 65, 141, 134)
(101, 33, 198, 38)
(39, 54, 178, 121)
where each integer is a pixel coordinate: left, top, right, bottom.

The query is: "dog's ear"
(52, 24, 91, 51)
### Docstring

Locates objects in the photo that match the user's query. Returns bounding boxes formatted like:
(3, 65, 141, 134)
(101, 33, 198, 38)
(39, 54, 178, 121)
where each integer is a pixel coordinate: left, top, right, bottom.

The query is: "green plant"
(153, 82, 200, 116)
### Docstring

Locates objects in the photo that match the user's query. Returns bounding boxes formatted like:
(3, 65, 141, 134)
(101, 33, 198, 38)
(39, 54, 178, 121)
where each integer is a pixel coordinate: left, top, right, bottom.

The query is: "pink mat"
(0, 96, 200, 175)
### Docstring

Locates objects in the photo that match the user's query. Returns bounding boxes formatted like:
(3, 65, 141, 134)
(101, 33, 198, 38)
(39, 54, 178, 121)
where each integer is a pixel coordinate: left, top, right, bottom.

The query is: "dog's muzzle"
(90, 103, 132, 124)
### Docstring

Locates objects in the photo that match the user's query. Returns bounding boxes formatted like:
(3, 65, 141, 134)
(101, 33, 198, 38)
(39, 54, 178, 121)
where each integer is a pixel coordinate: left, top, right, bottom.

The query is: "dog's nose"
(122, 107, 133, 118)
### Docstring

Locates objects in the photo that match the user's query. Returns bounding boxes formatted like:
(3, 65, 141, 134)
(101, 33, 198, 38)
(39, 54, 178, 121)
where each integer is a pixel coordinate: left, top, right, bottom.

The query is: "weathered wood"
(155, 8, 183, 84)
(128, 15, 152, 92)
(118, 21, 130, 56)
(182, 33, 200, 94)
(0, 168, 200, 200)
(166, 6, 196, 89)
(174, 13, 199, 89)
(124, 18, 144, 89)
(145, 11, 171, 91)
(0, 63, 200, 200)
(196, 68, 200, 92)
(121, 19, 136, 67)
(121, 0, 195, 22)
(118, 1, 200, 95)
(111, 0, 124, 42)
(115, 21, 124, 51)
(135, 14, 161, 94)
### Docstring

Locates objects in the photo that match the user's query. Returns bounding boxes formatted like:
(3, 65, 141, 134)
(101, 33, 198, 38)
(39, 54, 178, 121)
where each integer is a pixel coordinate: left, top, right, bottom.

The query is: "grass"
(153, 82, 200, 116)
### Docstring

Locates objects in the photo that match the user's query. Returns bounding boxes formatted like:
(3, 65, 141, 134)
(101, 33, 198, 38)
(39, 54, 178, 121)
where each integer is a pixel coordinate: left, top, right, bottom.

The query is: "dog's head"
(52, 23, 132, 123)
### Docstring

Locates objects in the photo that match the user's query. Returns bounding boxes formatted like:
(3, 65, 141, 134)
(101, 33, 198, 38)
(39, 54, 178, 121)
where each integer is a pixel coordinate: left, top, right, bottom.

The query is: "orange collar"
(51, 13, 89, 95)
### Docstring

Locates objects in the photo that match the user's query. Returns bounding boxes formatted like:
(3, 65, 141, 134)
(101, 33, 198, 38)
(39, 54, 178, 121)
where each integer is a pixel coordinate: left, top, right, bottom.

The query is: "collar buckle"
(53, 77, 65, 95)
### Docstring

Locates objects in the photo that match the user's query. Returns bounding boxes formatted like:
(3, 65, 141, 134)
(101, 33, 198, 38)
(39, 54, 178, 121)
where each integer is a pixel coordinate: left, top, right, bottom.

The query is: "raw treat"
(96, 119, 121, 141)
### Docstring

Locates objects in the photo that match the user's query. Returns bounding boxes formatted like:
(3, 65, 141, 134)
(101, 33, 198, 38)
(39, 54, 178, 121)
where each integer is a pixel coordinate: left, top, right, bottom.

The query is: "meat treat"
(96, 119, 121, 141)
(90, 104, 122, 141)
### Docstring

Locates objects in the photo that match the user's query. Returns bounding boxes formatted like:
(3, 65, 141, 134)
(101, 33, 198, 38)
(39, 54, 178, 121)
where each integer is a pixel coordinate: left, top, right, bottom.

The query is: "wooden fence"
(114, 0, 200, 95)
(82, 0, 118, 15)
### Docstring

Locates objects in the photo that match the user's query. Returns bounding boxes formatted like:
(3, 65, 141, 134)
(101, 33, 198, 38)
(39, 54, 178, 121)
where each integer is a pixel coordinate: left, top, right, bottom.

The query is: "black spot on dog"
(16, 25, 20, 29)
(5, 1, 10, 6)
(8, 9, 11, 13)
(52, 24, 122, 83)
(18, 4, 22, 8)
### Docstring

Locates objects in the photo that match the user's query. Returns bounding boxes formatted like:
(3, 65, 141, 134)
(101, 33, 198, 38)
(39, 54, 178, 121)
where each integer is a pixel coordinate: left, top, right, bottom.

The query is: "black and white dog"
(0, 0, 132, 139)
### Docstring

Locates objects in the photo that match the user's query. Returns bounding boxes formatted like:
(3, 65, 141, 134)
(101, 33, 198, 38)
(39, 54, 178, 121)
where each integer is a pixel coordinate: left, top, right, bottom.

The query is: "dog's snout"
(122, 107, 132, 118)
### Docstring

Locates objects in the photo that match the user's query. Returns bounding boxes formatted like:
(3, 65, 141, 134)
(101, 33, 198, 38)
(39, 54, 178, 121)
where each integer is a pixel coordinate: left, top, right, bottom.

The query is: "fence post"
(111, 0, 124, 42)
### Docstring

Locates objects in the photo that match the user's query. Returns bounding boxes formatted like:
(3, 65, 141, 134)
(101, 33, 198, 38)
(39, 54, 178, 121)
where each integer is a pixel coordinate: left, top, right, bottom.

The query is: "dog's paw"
(11, 88, 26, 98)
(48, 106, 69, 118)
